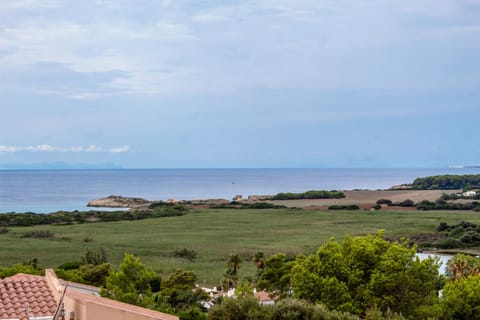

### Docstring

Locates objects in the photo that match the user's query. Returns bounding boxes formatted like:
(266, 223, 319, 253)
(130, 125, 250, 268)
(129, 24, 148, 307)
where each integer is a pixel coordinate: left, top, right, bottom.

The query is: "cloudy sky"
(0, 0, 479, 168)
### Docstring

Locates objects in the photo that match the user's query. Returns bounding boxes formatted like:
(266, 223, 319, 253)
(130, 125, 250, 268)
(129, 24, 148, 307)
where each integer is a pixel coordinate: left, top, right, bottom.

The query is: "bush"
(399, 199, 415, 207)
(241, 203, 287, 209)
(81, 247, 108, 265)
(174, 248, 198, 261)
(20, 230, 54, 239)
(57, 261, 83, 270)
(208, 296, 273, 320)
(376, 199, 392, 205)
(328, 205, 360, 210)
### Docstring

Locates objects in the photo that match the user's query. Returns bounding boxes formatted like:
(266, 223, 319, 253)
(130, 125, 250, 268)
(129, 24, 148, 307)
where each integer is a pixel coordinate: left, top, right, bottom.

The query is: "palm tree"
(252, 252, 265, 271)
(227, 254, 243, 277)
(448, 254, 480, 280)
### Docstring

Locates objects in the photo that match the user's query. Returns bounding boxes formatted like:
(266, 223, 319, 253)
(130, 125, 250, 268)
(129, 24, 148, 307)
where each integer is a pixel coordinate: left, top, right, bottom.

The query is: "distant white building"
(463, 191, 477, 197)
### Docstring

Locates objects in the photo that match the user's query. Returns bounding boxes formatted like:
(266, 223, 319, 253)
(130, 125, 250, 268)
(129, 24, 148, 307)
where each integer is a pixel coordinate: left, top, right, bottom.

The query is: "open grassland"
(1, 208, 480, 284)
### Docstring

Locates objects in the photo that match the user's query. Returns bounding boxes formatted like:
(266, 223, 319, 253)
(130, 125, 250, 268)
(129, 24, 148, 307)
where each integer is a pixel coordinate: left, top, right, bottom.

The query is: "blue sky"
(0, 0, 479, 168)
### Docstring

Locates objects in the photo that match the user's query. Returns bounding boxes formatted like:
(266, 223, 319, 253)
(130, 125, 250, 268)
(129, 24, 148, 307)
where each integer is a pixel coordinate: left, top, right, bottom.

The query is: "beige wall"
(45, 269, 178, 320)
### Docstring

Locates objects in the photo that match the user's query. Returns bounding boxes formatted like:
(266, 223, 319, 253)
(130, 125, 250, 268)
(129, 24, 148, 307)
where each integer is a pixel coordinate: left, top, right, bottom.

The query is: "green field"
(1, 208, 480, 285)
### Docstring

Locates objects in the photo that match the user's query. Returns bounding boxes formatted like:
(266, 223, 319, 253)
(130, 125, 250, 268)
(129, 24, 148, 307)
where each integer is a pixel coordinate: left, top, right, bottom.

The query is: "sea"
(1, 168, 479, 213)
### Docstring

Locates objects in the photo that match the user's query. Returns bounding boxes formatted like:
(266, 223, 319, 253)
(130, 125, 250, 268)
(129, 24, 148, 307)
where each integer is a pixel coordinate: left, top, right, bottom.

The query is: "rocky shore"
(87, 195, 151, 208)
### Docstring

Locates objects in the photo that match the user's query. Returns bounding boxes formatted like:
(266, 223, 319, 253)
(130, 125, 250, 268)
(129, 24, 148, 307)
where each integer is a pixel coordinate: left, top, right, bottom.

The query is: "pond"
(417, 253, 452, 275)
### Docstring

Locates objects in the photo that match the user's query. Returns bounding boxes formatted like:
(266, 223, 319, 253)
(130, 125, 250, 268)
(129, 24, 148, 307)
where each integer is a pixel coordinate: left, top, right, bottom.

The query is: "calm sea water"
(1, 168, 479, 213)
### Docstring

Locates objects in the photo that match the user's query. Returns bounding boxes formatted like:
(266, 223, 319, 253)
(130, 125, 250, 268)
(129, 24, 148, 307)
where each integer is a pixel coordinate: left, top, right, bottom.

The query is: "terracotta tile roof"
(254, 290, 275, 302)
(0, 273, 57, 320)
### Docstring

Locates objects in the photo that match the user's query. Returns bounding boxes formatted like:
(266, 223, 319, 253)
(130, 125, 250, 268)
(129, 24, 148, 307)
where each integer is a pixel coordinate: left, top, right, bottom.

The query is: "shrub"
(399, 199, 415, 207)
(376, 199, 392, 205)
(57, 261, 83, 270)
(174, 248, 198, 261)
(328, 205, 360, 210)
(20, 230, 54, 239)
(81, 247, 108, 265)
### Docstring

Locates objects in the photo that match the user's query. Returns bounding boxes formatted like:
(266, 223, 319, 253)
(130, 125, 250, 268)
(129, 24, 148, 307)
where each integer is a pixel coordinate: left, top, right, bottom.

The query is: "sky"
(0, 0, 479, 168)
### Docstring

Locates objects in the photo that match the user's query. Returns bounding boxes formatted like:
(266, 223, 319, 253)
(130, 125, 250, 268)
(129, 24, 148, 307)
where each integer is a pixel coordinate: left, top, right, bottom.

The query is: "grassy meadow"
(1, 207, 480, 285)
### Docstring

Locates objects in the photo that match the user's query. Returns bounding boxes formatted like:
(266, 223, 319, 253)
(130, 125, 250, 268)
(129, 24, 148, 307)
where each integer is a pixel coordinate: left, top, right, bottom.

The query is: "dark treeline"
(416, 200, 480, 211)
(0, 204, 188, 227)
(272, 190, 345, 200)
(411, 174, 480, 190)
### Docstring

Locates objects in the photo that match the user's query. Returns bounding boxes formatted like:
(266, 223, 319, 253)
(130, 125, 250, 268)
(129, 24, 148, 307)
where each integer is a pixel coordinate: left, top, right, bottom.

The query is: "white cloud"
(0, 146, 20, 153)
(0, 144, 130, 153)
(0, 0, 478, 98)
(109, 145, 130, 153)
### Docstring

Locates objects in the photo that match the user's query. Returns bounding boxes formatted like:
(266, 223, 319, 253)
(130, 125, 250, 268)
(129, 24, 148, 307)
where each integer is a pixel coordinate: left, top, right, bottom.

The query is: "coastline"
(2, 167, 479, 213)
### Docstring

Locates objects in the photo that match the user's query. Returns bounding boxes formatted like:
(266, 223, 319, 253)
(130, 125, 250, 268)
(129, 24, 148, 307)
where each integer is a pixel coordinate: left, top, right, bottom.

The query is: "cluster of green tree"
(100, 252, 208, 319)
(7, 233, 480, 319)
(441, 254, 480, 319)
(53, 248, 113, 287)
(255, 232, 442, 319)
(416, 200, 480, 211)
(410, 174, 480, 190)
(211, 202, 287, 209)
(0, 258, 43, 278)
(271, 190, 345, 200)
(236, 252, 480, 320)
(209, 297, 364, 320)
(328, 205, 360, 210)
(0, 205, 188, 227)
(433, 221, 480, 249)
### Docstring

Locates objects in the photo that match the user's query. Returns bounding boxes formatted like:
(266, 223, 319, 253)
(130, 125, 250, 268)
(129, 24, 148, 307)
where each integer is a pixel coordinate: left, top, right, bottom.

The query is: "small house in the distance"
(462, 190, 477, 197)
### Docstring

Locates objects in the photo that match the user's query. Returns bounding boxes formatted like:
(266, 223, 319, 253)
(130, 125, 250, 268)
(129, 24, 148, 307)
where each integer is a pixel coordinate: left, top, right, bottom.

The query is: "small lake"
(417, 253, 452, 275)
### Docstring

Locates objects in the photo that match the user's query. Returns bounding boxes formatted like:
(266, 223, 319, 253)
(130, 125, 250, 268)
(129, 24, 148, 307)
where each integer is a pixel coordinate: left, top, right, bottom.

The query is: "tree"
(227, 254, 243, 276)
(253, 252, 266, 273)
(290, 233, 441, 319)
(223, 254, 243, 289)
(447, 254, 480, 280)
(208, 296, 273, 320)
(100, 252, 158, 306)
(441, 274, 480, 320)
(256, 253, 293, 298)
(159, 270, 208, 311)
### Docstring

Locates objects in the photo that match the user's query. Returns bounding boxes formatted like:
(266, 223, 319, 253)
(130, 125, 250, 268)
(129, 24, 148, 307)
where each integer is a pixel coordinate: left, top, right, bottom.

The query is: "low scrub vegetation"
(328, 204, 360, 210)
(272, 190, 345, 200)
(173, 248, 198, 261)
(416, 200, 480, 211)
(0, 205, 189, 227)
(20, 230, 55, 239)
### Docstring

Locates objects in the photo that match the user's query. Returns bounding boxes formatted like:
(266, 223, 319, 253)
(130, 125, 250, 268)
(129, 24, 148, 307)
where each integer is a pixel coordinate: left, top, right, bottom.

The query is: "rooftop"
(0, 273, 57, 320)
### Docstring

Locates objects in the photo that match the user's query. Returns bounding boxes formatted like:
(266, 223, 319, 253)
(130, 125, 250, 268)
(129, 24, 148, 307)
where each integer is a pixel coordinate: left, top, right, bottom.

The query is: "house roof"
(254, 290, 274, 302)
(0, 273, 57, 320)
(65, 290, 179, 320)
